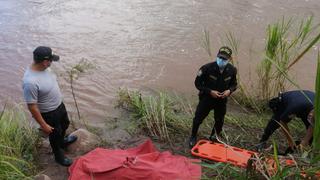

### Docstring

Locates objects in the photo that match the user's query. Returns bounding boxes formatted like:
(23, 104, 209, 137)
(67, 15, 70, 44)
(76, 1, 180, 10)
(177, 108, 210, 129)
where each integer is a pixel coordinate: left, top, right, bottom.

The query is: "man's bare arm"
(27, 104, 54, 134)
(301, 126, 313, 147)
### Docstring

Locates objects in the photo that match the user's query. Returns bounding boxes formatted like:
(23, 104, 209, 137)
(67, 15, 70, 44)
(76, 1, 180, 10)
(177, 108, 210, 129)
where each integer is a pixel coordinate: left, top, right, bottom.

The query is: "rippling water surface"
(0, 0, 319, 124)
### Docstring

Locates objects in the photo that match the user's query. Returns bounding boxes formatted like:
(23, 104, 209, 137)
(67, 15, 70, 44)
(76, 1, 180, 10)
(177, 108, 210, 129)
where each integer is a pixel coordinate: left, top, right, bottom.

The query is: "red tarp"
(69, 139, 201, 180)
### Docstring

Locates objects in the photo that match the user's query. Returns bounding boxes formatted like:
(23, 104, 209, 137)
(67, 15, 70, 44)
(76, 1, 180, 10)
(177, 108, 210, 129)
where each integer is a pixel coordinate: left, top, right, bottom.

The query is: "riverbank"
(114, 89, 317, 179)
(1, 89, 317, 179)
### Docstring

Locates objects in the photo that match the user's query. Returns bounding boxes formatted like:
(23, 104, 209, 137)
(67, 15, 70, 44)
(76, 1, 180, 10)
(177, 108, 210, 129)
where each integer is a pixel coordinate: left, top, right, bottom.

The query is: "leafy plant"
(67, 59, 95, 128)
(258, 16, 319, 100)
(0, 105, 39, 179)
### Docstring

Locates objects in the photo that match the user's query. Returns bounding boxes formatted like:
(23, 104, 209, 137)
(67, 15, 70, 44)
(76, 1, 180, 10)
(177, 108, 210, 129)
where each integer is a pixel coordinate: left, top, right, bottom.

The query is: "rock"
(34, 174, 51, 180)
(67, 128, 100, 155)
(41, 138, 51, 149)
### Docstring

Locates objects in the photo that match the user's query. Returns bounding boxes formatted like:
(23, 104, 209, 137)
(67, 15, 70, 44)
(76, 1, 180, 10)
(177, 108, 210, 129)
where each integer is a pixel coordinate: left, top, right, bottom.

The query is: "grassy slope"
(116, 89, 316, 179)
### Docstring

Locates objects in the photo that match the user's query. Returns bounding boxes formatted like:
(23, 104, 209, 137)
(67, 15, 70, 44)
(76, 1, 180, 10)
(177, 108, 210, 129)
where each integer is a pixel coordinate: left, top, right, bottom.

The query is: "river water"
(0, 0, 319, 126)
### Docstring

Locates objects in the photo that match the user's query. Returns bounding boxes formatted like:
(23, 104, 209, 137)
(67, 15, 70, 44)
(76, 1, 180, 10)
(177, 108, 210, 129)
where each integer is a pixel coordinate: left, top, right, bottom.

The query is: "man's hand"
(221, 90, 231, 98)
(41, 123, 54, 134)
(210, 90, 222, 98)
(27, 104, 54, 135)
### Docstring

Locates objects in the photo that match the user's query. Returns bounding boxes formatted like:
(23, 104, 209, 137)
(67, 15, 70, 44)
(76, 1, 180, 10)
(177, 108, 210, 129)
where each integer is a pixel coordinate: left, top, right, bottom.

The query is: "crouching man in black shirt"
(257, 90, 315, 153)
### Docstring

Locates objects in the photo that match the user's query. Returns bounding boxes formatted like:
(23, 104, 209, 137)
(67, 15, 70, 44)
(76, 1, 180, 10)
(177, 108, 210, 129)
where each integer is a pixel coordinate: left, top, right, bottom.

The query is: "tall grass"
(313, 51, 320, 152)
(0, 105, 39, 179)
(262, 30, 320, 150)
(258, 16, 319, 100)
(225, 31, 265, 113)
(201, 29, 213, 58)
(117, 89, 192, 142)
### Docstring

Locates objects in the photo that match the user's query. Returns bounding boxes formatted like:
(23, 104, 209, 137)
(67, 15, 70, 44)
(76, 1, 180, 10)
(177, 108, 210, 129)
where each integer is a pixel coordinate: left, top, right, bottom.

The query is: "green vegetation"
(224, 31, 266, 113)
(0, 105, 39, 180)
(313, 51, 320, 152)
(259, 18, 320, 154)
(258, 16, 320, 100)
(67, 59, 95, 128)
(117, 89, 194, 143)
(201, 30, 213, 58)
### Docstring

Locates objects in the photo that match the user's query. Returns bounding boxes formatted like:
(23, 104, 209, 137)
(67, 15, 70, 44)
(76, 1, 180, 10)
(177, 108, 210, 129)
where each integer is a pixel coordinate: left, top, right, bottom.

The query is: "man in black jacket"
(257, 90, 315, 152)
(189, 46, 238, 148)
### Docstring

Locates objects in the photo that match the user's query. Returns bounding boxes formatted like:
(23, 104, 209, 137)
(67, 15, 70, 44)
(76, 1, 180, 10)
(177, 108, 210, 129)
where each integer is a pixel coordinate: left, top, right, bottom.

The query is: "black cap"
(33, 46, 59, 62)
(268, 96, 281, 111)
(217, 46, 232, 60)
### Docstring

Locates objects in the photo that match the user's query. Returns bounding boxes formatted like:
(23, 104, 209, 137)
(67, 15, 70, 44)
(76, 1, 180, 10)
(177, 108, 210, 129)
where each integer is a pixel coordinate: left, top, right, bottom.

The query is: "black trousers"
(191, 96, 227, 137)
(41, 103, 70, 158)
(260, 115, 310, 143)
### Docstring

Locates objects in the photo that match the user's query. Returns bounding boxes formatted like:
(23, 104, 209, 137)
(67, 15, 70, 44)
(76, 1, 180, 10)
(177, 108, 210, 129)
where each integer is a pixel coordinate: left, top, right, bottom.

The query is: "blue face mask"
(216, 57, 228, 69)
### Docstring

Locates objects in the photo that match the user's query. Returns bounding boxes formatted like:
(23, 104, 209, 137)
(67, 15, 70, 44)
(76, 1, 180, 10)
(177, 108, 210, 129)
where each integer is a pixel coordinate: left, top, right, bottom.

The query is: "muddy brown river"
(0, 0, 319, 127)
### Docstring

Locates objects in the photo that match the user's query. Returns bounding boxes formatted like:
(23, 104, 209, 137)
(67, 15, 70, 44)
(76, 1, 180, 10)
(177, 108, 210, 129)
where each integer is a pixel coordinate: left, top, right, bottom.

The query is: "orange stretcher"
(191, 140, 320, 178)
(191, 140, 257, 167)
